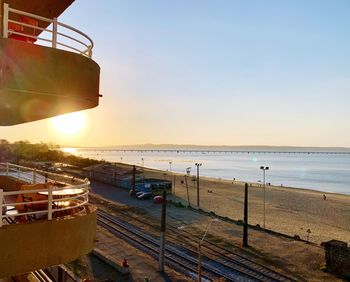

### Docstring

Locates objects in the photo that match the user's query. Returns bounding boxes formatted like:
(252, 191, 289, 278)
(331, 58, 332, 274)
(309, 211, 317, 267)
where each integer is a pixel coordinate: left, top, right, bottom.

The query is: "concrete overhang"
(0, 38, 100, 125)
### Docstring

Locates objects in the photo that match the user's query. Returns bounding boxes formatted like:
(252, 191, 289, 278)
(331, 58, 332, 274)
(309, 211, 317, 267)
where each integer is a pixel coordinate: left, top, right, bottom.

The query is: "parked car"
(138, 192, 153, 200)
(153, 195, 167, 204)
(136, 191, 144, 197)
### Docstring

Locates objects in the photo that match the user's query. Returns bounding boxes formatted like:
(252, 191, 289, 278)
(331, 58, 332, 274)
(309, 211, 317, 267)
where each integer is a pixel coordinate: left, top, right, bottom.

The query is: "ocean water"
(67, 148, 350, 195)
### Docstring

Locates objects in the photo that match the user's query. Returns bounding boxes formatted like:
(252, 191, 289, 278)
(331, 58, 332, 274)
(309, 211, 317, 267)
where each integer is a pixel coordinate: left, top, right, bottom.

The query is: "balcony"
(0, 163, 96, 278)
(0, 2, 100, 125)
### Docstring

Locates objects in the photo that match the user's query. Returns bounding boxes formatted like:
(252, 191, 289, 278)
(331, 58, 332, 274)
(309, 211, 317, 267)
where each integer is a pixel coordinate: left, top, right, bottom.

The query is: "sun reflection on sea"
(62, 147, 78, 155)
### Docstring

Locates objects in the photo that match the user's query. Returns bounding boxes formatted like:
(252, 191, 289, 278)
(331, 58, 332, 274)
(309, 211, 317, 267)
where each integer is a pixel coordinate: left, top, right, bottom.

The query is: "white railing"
(0, 163, 90, 227)
(2, 3, 94, 58)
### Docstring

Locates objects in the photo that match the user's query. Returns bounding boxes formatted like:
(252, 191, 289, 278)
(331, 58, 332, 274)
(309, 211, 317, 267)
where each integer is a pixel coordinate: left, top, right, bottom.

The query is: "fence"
(2, 3, 94, 58)
(0, 163, 90, 227)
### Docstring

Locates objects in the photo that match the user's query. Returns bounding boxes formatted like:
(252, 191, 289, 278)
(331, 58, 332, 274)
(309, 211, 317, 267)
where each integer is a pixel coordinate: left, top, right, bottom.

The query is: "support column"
(159, 190, 167, 272)
(132, 165, 136, 197)
(243, 183, 248, 247)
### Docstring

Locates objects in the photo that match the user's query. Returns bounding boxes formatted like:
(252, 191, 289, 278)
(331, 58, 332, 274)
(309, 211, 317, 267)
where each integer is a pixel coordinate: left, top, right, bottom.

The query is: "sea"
(64, 148, 350, 195)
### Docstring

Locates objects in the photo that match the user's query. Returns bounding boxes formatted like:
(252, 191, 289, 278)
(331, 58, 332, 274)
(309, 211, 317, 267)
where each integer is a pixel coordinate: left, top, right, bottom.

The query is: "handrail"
(0, 163, 90, 227)
(2, 4, 94, 58)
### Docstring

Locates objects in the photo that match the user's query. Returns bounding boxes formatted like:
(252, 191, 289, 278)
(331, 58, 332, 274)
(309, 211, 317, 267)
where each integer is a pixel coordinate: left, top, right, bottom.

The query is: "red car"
(153, 195, 167, 204)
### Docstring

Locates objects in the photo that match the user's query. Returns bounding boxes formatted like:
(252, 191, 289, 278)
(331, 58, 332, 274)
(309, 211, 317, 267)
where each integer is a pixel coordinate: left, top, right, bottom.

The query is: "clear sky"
(2, 0, 350, 147)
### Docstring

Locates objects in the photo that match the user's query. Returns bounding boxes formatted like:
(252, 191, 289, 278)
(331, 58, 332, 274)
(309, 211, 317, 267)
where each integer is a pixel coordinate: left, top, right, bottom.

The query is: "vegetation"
(0, 139, 100, 168)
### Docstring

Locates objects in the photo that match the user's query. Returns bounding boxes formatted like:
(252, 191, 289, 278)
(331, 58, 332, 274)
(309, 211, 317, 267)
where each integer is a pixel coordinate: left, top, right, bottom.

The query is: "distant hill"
(68, 144, 350, 153)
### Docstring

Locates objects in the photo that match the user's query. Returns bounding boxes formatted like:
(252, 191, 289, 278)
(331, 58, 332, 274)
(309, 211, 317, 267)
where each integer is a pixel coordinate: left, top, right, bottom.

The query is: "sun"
(49, 112, 87, 136)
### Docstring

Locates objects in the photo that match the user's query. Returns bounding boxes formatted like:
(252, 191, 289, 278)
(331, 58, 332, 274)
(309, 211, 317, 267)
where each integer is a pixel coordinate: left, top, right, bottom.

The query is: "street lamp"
(198, 218, 219, 282)
(260, 166, 269, 229)
(169, 161, 172, 172)
(195, 163, 202, 207)
(169, 161, 173, 193)
(185, 167, 191, 207)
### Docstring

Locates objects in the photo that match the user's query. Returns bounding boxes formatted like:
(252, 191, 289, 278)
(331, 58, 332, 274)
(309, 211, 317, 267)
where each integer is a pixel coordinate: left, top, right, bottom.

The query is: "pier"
(81, 149, 350, 155)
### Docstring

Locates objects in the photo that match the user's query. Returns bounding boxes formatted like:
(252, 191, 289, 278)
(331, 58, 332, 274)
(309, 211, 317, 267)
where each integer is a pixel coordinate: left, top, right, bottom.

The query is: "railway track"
(166, 224, 295, 282)
(97, 210, 295, 282)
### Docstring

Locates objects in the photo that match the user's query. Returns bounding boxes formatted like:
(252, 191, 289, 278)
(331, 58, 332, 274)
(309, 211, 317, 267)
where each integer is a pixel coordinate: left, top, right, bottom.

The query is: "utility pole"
(198, 241, 202, 282)
(198, 218, 218, 282)
(185, 174, 191, 207)
(132, 165, 136, 197)
(195, 163, 202, 207)
(260, 166, 269, 229)
(159, 190, 167, 272)
(173, 175, 176, 195)
(169, 161, 173, 194)
(243, 183, 249, 247)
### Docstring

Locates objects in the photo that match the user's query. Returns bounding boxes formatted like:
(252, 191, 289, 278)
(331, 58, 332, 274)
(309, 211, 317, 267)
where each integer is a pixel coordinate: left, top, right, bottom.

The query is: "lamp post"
(158, 190, 167, 272)
(185, 167, 191, 206)
(169, 161, 172, 172)
(198, 218, 218, 282)
(260, 166, 269, 229)
(195, 163, 202, 207)
(169, 161, 173, 193)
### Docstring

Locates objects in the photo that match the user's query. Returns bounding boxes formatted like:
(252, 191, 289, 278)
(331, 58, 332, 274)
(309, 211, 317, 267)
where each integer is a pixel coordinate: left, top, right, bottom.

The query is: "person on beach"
(323, 194, 327, 201)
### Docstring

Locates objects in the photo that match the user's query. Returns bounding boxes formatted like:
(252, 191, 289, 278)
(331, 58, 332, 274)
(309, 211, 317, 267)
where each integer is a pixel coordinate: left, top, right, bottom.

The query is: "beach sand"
(88, 179, 339, 281)
(141, 167, 350, 244)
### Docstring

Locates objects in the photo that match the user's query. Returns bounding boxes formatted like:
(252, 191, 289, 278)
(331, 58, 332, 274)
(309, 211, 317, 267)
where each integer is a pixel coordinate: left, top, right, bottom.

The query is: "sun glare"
(50, 112, 87, 136)
(62, 147, 78, 154)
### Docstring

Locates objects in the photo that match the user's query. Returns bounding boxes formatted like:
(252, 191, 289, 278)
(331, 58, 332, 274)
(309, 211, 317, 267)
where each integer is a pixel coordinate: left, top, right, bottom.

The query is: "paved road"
(89, 180, 163, 213)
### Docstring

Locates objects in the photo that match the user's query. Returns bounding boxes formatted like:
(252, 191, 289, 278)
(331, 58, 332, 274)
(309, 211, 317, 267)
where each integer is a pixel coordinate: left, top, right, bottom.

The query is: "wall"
(0, 38, 100, 125)
(323, 240, 350, 279)
(0, 204, 97, 278)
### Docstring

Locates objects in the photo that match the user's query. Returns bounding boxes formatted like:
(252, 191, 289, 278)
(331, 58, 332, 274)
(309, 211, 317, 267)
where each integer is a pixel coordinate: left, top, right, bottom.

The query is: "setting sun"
(49, 112, 87, 136)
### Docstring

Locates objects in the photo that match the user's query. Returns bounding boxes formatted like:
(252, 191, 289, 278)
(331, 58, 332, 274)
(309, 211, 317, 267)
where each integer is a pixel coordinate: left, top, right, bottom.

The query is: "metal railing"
(0, 163, 90, 227)
(2, 3, 94, 58)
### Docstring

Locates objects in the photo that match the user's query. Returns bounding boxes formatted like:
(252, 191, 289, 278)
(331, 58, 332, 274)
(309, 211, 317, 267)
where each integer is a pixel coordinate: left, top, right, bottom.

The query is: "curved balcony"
(0, 3, 100, 125)
(0, 163, 96, 278)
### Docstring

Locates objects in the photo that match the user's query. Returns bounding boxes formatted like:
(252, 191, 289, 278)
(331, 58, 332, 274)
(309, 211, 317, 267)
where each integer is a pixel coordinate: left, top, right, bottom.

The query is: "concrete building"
(0, 0, 100, 278)
(84, 163, 172, 195)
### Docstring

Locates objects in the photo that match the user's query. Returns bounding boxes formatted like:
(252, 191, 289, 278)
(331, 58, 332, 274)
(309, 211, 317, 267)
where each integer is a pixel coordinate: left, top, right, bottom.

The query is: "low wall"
(0, 204, 97, 278)
(323, 240, 350, 279)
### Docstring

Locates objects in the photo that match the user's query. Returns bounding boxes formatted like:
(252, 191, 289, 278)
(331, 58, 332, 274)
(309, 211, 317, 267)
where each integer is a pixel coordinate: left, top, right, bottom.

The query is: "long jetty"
(83, 149, 350, 155)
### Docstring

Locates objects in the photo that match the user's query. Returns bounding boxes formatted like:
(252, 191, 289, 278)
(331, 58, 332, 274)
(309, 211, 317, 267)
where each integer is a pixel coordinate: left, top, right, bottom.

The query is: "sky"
(2, 0, 350, 147)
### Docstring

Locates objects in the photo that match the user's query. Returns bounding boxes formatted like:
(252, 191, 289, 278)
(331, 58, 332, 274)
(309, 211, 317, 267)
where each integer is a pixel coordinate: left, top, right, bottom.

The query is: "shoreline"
(82, 160, 350, 244)
(133, 163, 350, 198)
(127, 163, 350, 244)
(69, 148, 350, 196)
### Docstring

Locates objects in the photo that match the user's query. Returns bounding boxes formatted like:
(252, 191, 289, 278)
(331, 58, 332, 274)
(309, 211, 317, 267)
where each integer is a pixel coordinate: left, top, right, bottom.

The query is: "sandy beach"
(140, 166, 350, 244)
(87, 173, 340, 281)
